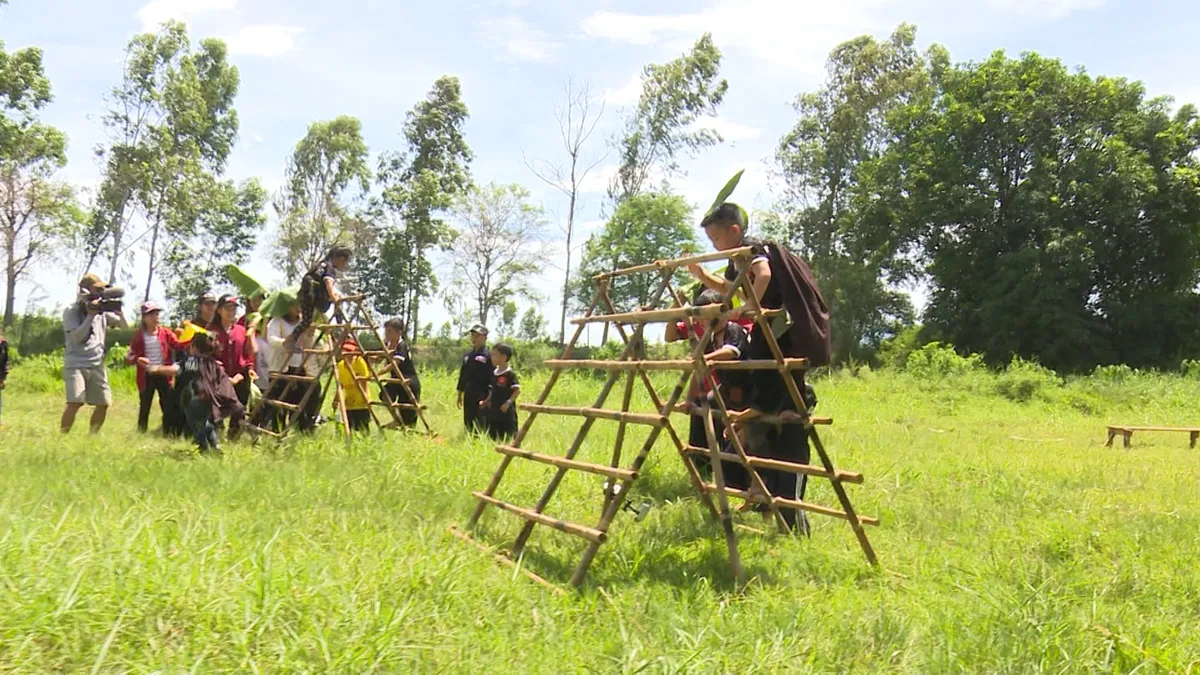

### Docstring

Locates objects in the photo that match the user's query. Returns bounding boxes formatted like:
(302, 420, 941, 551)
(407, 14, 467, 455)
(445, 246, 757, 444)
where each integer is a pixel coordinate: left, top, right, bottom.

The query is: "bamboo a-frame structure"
(248, 293, 432, 440)
(455, 246, 877, 590)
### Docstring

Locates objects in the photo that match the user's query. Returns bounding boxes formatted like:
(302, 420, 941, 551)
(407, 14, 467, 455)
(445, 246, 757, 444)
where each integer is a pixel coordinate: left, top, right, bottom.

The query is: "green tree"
(363, 76, 472, 342)
(497, 300, 518, 337)
(518, 306, 547, 342)
(609, 33, 728, 204)
(87, 21, 245, 302)
(449, 182, 548, 327)
(775, 24, 938, 361)
(574, 191, 697, 341)
(894, 50, 1200, 370)
(0, 41, 82, 326)
(272, 116, 371, 283)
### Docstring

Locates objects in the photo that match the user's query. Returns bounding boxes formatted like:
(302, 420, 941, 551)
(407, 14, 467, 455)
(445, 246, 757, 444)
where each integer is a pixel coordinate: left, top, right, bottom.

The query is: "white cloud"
(604, 72, 643, 106)
(137, 0, 237, 31)
(224, 24, 303, 57)
(476, 16, 562, 63)
(688, 115, 761, 142)
(987, 0, 1106, 19)
(577, 163, 618, 195)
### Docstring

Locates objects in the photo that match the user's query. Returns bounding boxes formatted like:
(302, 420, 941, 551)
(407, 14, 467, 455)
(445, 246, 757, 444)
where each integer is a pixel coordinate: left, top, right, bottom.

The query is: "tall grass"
(0, 353, 1198, 671)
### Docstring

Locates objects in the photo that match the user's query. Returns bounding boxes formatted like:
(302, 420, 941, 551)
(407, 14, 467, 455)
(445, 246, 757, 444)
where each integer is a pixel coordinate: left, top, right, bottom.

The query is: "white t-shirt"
(142, 330, 164, 366)
(254, 335, 271, 388)
(266, 316, 320, 374)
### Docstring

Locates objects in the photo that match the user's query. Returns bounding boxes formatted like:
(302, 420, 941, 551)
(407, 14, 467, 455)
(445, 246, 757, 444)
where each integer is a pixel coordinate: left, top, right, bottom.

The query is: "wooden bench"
(1106, 425, 1200, 449)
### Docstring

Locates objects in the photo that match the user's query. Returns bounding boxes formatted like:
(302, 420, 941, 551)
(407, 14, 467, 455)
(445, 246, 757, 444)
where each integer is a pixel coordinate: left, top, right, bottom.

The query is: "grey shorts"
(64, 366, 112, 406)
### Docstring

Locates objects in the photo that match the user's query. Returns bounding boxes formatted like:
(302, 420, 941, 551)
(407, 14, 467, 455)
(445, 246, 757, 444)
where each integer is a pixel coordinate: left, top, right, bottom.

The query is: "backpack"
(300, 262, 333, 312)
(765, 241, 832, 368)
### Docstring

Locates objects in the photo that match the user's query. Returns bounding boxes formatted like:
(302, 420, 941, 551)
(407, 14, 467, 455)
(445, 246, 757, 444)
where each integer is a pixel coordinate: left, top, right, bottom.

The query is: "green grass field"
(1, 356, 1199, 672)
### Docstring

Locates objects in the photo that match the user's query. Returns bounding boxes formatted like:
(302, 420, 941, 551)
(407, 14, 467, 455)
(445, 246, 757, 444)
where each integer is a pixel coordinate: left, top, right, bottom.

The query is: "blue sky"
(3, 0, 1198, 334)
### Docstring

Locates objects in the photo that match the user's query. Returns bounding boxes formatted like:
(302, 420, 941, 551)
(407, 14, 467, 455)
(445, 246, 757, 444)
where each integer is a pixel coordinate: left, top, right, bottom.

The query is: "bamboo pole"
(518, 404, 667, 427)
(447, 525, 565, 595)
(681, 446, 864, 483)
(702, 405, 745, 587)
(494, 445, 638, 481)
(472, 492, 606, 543)
(594, 246, 755, 280)
(570, 306, 784, 326)
(704, 484, 879, 526)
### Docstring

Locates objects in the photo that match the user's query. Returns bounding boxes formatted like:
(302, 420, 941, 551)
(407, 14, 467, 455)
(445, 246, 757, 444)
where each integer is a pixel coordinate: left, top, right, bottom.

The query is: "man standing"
(61, 273, 128, 434)
(456, 324, 491, 435)
(258, 295, 321, 433)
(210, 294, 256, 408)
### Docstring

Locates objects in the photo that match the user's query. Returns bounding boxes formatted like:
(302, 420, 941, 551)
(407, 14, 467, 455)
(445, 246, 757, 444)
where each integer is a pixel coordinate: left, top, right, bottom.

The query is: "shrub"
(995, 357, 1062, 402)
(903, 342, 985, 378)
(1091, 363, 1136, 383)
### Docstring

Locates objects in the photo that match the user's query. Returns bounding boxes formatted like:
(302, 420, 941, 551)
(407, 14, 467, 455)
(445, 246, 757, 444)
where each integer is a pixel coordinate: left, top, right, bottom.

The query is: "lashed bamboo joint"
(457, 244, 876, 591)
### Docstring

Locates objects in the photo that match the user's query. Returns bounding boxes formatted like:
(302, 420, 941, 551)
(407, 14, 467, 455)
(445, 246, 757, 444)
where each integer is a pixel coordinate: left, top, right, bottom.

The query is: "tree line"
(4, 17, 1199, 371)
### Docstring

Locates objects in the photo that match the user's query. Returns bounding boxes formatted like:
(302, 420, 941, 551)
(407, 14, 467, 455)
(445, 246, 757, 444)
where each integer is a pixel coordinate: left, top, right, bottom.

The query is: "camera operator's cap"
(217, 294, 239, 308)
(198, 291, 218, 305)
(468, 324, 489, 335)
(140, 301, 162, 315)
(79, 272, 108, 289)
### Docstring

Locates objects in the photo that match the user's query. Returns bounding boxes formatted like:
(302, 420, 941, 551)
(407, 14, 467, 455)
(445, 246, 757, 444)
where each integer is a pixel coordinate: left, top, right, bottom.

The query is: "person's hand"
(86, 302, 100, 315)
(0, 381, 6, 390)
(231, 373, 244, 385)
(330, 293, 342, 304)
(500, 401, 511, 413)
(481, 398, 491, 409)
(456, 392, 464, 409)
(248, 369, 258, 382)
(687, 264, 703, 278)
(137, 357, 150, 367)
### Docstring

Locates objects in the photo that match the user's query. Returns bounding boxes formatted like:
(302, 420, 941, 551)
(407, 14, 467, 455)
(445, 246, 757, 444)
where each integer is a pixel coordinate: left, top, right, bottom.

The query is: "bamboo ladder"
(247, 293, 433, 440)
(453, 247, 877, 590)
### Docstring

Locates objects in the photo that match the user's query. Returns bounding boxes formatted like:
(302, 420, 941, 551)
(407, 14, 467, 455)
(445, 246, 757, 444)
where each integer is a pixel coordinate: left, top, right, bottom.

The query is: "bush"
(877, 324, 925, 370)
(1092, 363, 1136, 382)
(903, 342, 985, 378)
(995, 357, 1062, 402)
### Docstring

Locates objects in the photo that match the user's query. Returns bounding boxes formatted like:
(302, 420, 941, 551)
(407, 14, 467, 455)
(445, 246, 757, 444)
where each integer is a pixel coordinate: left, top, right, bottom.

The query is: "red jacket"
(125, 327, 184, 391)
(210, 322, 254, 378)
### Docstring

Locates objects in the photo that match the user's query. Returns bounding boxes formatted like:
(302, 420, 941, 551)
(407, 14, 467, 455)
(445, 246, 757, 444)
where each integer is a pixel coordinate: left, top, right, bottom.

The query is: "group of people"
(455, 324, 522, 441)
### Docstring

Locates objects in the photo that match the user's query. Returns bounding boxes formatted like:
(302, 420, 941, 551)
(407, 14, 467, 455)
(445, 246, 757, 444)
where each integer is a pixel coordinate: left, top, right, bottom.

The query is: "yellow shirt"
(336, 355, 371, 410)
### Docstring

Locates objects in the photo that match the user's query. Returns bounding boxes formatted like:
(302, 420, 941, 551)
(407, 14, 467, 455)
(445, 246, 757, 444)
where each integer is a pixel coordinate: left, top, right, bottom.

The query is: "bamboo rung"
(249, 426, 281, 438)
(264, 400, 300, 412)
(570, 306, 785, 326)
(335, 294, 367, 303)
(472, 492, 606, 543)
(594, 246, 756, 280)
(302, 348, 333, 355)
(677, 405, 832, 426)
(447, 526, 564, 595)
(269, 373, 317, 382)
(520, 403, 667, 427)
(682, 446, 862, 483)
(494, 445, 637, 481)
(703, 484, 879, 526)
(314, 324, 374, 331)
(368, 401, 425, 410)
(543, 358, 807, 372)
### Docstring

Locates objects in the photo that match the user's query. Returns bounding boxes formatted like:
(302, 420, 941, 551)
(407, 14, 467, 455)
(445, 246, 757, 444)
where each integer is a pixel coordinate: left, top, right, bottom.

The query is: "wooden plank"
(269, 373, 317, 383)
(472, 492, 606, 543)
(571, 306, 785, 326)
(519, 404, 667, 427)
(674, 404, 831, 426)
(447, 526, 564, 595)
(703, 484, 879, 526)
(1107, 425, 1200, 433)
(264, 400, 300, 412)
(594, 246, 755, 280)
(494, 445, 637, 481)
(682, 446, 863, 483)
(543, 358, 805, 372)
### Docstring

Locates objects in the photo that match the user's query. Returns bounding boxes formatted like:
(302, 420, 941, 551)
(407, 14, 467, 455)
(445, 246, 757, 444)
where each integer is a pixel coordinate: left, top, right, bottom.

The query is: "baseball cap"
(198, 291, 218, 304)
(217, 294, 239, 307)
(468, 324, 489, 335)
(79, 272, 108, 289)
(140, 301, 162, 315)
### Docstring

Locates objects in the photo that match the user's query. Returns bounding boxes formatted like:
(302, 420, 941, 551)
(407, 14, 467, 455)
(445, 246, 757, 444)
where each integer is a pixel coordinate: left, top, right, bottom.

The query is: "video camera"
(85, 286, 126, 313)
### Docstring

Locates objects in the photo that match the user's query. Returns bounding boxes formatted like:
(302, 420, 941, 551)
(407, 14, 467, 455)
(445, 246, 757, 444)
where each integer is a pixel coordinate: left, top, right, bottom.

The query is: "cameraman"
(61, 273, 128, 434)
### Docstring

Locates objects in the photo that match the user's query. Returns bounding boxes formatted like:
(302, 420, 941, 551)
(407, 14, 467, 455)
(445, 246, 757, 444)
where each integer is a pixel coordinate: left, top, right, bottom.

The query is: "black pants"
(740, 421, 811, 531)
(138, 374, 178, 433)
(347, 408, 372, 432)
(385, 379, 421, 427)
(487, 408, 518, 441)
(233, 376, 252, 407)
(463, 390, 487, 434)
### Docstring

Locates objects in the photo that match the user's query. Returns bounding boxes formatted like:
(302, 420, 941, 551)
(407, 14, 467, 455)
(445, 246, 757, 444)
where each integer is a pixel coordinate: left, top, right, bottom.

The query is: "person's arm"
(706, 345, 741, 362)
(66, 307, 96, 345)
(267, 319, 287, 349)
(501, 375, 521, 412)
(456, 357, 468, 407)
(687, 264, 733, 294)
(745, 258, 772, 308)
(125, 331, 144, 365)
(324, 275, 340, 303)
(665, 320, 685, 343)
(106, 311, 129, 330)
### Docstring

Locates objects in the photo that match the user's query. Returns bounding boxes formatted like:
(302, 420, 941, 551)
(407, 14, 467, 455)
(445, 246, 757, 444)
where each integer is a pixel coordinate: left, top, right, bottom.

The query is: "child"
(482, 342, 520, 441)
(292, 246, 352, 342)
(335, 337, 372, 433)
(125, 302, 185, 434)
(177, 331, 245, 456)
(381, 317, 421, 427)
(0, 327, 9, 427)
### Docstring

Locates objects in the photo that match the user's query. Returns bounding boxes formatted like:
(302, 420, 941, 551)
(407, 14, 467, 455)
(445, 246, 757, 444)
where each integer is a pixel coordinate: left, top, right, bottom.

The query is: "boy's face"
(490, 348, 508, 365)
(285, 303, 300, 321)
(333, 255, 350, 270)
(385, 327, 400, 343)
(703, 222, 742, 252)
(471, 332, 487, 349)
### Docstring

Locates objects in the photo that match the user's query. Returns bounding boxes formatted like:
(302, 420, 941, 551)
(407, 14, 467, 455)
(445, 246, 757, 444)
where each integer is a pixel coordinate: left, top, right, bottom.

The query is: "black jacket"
(457, 345, 492, 394)
(0, 338, 9, 381)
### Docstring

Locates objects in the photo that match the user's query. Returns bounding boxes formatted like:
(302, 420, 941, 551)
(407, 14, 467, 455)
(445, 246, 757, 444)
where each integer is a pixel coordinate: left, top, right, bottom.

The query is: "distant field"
(1, 356, 1198, 672)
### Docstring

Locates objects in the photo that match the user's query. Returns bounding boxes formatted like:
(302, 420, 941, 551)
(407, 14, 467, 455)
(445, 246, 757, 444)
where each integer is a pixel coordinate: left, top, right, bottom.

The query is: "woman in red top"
(125, 301, 185, 434)
(210, 294, 257, 408)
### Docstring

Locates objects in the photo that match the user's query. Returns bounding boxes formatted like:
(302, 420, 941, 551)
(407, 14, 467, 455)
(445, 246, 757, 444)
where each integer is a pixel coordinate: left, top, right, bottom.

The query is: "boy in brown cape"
(177, 331, 245, 456)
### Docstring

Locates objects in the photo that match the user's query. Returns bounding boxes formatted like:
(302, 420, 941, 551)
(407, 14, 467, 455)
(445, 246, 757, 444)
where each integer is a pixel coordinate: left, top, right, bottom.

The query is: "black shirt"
(724, 236, 783, 310)
(488, 367, 521, 407)
(457, 345, 492, 394)
(391, 338, 419, 382)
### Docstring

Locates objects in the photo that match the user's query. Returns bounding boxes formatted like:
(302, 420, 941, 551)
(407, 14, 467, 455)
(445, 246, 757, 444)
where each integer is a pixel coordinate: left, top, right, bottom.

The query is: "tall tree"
(522, 78, 608, 344)
(518, 306, 547, 341)
(362, 76, 472, 343)
(497, 300, 518, 337)
(894, 50, 1200, 370)
(775, 24, 939, 361)
(449, 182, 548, 327)
(272, 116, 371, 283)
(574, 191, 698, 341)
(0, 43, 82, 325)
(87, 21, 242, 301)
(609, 33, 728, 204)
